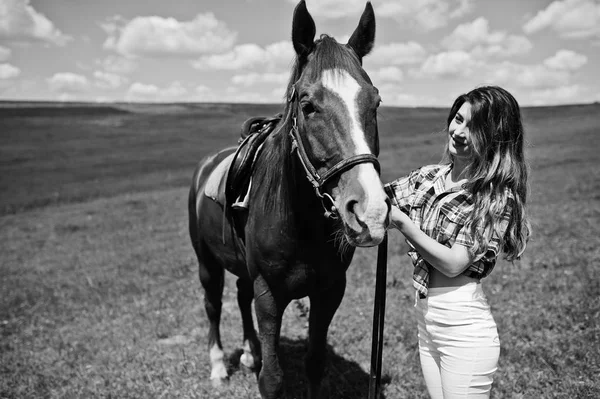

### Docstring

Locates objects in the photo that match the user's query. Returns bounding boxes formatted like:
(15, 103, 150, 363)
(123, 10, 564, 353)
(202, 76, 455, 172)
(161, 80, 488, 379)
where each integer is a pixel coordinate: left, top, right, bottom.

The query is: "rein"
(287, 85, 381, 219)
(368, 233, 388, 399)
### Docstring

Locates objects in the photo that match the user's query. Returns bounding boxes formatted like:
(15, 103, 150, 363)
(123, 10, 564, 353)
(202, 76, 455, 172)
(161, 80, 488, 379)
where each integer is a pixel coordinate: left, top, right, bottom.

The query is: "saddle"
(222, 113, 282, 240)
(224, 114, 282, 210)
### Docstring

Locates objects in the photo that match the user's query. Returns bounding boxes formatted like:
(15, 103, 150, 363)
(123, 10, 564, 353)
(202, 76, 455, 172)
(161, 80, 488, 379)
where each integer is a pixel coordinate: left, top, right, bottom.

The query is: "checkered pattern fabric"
(384, 164, 512, 298)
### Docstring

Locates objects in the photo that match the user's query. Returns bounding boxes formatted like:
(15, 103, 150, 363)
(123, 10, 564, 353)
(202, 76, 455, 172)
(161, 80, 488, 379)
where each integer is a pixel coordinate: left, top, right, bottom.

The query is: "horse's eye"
(302, 102, 316, 118)
(372, 100, 381, 119)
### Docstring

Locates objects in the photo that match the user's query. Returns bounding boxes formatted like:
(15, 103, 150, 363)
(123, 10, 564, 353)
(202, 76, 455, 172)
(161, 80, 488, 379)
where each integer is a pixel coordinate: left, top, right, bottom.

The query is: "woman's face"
(448, 101, 473, 160)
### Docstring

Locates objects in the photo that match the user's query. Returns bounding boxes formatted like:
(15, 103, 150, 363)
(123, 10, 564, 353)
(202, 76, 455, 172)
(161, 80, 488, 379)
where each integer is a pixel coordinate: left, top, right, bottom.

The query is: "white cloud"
(288, 0, 473, 30)
(284, 0, 371, 19)
(0, 63, 20, 79)
(264, 41, 295, 67)
(190, 84, 282, 104)
(103, 13, 237, 57)
(57, 93, 76, 102)
(442, 17, 532, 58)
(193, 43, 263, 69)
(0, 0, 71, 45)
(47, 72, 90, 92)
(127, 82, 158, 98)
(96, 55, 138, 74)
(543, 49, 588, 70)
(487, 61, 570, 90)
(523, 0, 600, 39)
(378, 0, 474, 31)
(162, 81, 187, 98)
(370, 66, 404, 84)
(192, 41, 294, 71)
(367, 41, 427, 66)
(0, 45, 11, 62)
(225, 87, 281, 103)
(126, 81, 188, 101)
(93, 71, 128, 89)
(529, 85, 583, 105)
(475, 36, 532, 58)
(195, 84, 210, 95)
(412, 51, 478, 79)
(231, 72, 289, 87)
(377, 83, 445, 106)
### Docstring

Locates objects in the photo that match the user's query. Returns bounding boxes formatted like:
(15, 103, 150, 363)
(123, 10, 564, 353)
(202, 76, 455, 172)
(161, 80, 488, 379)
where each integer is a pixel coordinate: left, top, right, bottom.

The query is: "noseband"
(287, 85, 381, 219)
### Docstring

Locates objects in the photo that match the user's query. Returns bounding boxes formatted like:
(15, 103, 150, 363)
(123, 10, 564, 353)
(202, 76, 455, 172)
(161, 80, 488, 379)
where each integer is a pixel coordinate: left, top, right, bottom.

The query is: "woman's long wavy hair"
(443, 86, 531, 260)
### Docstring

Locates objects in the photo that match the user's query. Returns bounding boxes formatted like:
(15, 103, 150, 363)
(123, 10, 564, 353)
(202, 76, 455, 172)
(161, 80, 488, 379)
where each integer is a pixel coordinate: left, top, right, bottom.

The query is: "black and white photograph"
(1, 0, 598, 398)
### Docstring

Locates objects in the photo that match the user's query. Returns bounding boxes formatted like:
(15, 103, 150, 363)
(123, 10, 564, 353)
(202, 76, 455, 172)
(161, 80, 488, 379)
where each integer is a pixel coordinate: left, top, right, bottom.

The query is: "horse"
(188, 2, 390, 398)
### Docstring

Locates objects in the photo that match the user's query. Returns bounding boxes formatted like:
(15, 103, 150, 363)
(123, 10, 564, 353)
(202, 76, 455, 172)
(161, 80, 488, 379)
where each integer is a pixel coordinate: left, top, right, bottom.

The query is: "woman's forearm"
(391, 206, 473, 277)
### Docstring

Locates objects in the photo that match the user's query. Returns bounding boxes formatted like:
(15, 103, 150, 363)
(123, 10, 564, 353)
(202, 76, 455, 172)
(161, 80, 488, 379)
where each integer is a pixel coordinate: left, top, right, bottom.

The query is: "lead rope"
(368, 233, 388, 399)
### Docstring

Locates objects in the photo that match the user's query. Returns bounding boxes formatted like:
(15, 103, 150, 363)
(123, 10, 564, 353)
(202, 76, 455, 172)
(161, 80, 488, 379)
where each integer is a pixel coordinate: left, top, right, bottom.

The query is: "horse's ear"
(347, 2, 376, 61)
(292, 0, 316, 58)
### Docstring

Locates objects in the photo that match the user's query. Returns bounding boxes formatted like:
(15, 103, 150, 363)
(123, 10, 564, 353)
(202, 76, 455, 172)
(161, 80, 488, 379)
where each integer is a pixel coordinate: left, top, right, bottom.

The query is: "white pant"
(416, 282, 500, 399)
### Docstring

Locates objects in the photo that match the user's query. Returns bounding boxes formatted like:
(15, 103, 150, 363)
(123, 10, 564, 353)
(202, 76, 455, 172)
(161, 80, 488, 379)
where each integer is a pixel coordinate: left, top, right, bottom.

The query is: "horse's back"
(190, 147, 236, 201)
(188, 146, 247, 277)
(188, 147, 234, 241)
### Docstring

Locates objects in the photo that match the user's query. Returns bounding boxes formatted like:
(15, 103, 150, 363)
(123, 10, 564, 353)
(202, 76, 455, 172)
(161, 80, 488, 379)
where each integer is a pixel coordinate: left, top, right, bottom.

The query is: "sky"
(0, 0, 598, 107)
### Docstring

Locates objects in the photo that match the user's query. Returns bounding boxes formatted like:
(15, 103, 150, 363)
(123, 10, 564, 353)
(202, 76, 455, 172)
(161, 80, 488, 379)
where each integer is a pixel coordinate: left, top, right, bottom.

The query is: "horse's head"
(288, 1, 390, 247)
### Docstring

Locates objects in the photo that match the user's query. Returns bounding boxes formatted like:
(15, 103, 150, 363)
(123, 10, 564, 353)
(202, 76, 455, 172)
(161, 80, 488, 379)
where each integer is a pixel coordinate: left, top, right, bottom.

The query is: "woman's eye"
(455, 114, 463, 123)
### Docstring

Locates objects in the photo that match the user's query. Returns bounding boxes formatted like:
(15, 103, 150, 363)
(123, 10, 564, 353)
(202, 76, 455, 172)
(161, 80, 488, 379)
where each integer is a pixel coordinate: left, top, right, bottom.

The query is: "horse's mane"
(253, 35, 366, 220)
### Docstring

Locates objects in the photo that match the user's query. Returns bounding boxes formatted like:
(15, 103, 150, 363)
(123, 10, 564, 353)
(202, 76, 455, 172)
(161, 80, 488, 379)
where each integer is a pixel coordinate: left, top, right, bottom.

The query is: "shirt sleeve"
(384, 168, 421, 214)
(454, 222, 475, 249)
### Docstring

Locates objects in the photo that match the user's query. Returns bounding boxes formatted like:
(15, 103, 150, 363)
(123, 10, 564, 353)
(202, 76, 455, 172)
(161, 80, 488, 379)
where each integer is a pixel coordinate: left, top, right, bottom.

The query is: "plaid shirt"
(384, 164, 513, 298)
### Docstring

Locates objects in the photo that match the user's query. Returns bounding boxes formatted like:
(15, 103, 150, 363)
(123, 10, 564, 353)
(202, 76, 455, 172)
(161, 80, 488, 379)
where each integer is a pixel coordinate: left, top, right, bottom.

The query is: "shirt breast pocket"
(436, 204, 471, 247)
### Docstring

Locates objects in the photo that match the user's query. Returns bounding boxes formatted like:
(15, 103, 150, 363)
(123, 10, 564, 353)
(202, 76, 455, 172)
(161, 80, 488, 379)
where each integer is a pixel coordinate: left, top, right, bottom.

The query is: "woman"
(385, 86, 531, 398)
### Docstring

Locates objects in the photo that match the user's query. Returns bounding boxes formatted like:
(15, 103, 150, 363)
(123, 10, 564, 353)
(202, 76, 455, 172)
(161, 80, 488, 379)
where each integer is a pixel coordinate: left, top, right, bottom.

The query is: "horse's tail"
(188, 159, 205, 252)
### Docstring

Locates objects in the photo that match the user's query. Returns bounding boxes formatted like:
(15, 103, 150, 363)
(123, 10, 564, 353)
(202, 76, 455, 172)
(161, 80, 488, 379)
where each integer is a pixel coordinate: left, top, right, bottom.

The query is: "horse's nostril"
(346, 199, 358, 214)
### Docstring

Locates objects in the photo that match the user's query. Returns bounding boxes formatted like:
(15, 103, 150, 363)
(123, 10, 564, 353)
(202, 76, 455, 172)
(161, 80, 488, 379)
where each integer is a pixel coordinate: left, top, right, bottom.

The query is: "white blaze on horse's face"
(321, 69, 390, 246)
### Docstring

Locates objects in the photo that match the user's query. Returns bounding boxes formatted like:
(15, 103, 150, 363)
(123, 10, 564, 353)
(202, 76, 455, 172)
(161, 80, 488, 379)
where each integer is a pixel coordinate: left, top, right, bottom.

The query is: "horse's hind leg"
(195, 243, 228, 386)
(236, 278, 261, 371)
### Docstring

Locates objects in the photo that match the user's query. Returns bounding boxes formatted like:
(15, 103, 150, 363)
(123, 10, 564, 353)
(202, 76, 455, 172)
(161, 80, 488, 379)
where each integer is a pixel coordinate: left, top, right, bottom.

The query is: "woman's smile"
(448, 102, 472, 158)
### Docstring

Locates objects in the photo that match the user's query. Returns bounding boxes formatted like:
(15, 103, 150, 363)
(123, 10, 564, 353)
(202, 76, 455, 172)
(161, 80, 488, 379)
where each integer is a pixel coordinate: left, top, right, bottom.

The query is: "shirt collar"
(432, 164, 452, 194)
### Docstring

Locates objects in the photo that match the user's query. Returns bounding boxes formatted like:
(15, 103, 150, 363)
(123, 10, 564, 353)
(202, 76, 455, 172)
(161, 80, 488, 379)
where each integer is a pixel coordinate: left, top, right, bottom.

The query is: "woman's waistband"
(425, 282, 483, 300)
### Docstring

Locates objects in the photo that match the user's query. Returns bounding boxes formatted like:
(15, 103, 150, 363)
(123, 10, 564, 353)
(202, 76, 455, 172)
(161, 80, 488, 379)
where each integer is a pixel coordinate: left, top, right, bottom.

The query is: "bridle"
(287, 84, 381, 219)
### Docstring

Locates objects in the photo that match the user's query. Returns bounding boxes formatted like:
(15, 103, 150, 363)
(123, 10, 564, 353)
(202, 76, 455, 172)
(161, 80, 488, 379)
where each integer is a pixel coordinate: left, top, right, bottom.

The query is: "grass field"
(1, 101, 599, 398)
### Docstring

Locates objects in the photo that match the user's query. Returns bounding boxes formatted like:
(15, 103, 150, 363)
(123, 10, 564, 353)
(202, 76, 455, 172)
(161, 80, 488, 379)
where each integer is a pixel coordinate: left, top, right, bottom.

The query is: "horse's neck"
(254, 132, 321, 225)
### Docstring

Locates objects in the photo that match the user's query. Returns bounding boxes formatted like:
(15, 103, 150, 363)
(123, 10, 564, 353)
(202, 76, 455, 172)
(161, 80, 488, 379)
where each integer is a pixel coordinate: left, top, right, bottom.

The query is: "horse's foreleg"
(236, 277, 261, 371)
(306, 278, 347, 399)
(254, 276, 285, 399)
(197, 251, 228, 386)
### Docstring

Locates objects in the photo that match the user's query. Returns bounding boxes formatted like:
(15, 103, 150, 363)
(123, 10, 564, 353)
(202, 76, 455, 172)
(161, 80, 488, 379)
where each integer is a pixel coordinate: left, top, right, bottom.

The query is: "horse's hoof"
(210, 362, 228, 387)
(210, 376, 228, 388)
(240, 352, 255, 369)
